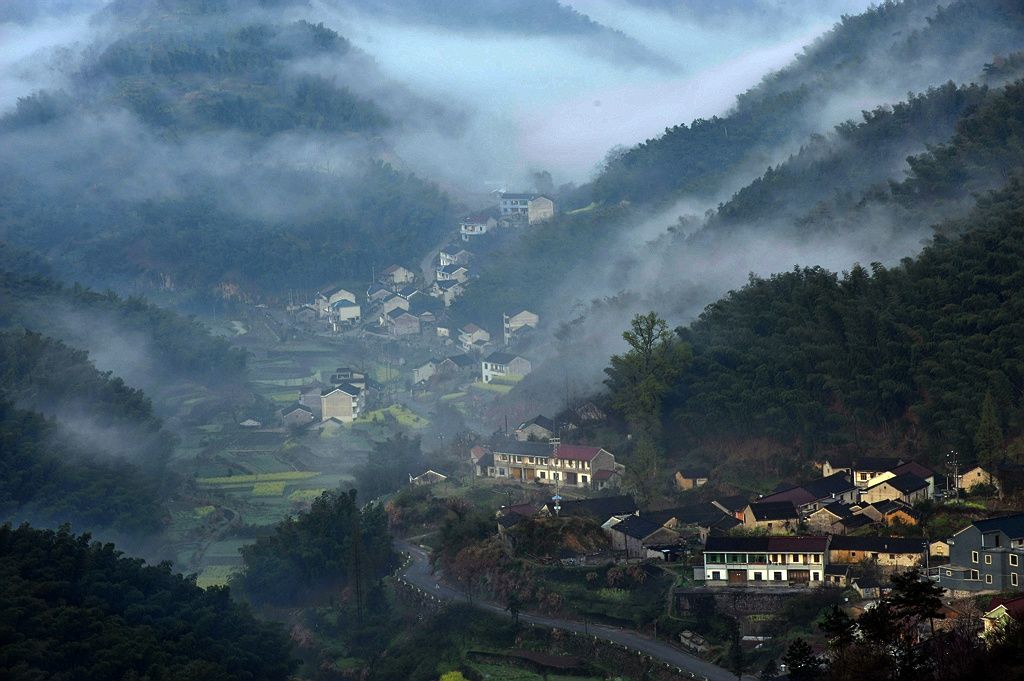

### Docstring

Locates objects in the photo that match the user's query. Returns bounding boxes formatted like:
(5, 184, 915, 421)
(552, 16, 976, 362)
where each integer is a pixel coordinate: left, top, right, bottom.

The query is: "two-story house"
(481, 352, 532, 383)
(503, 309, 539, 345)
(436, 263, 469, 283)
(850, 457, 905, 488)
(314, 285, 356, 318)
(380, 264, 415, 287)
(458, 323, 490, 351)
(941, 513, 1024, 593)
(703, 536, 829, 586)
(320, 382, 364, 423)
(742, 501, 800, 535)
(865, 461, 936, 498)
(488, 440, 619, 488)
(438, 244, 472, 267)
(861, 473, 929, 505)
(498, 192, 555, 225)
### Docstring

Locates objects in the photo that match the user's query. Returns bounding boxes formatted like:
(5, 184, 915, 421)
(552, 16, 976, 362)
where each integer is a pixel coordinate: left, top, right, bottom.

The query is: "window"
(581, 475, 588, 484)
(754, 572, 763, 581)
(985, 555, 993, 565)
(813, 554, 821, 563)
(711, 571, 720, 580)
(972, 551, 979, 564)
(773, 572, 783, 581)
(970, 569, 980, 580)
(1013, 573, 1019, 587)
(538, 471, 546, 479)
(811, 572, 819, 581)
(1012, 554, 1019, 567)
(986, 574, 993, 585)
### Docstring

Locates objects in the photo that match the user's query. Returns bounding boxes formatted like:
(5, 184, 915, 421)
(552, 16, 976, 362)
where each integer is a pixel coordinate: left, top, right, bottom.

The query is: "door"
(790, 570, 810, 584)
(728, 570, 746, 584)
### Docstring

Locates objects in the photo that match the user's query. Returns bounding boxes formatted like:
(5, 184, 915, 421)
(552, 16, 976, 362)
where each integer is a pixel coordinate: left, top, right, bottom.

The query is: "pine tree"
(782, 638, 821, 681)
(975, 391, 1004, 469)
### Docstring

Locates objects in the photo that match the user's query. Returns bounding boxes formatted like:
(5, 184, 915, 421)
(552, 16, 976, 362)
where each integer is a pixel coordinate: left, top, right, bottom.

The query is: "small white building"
(503, 309, 539, 345)
(481, 352, 532, 383)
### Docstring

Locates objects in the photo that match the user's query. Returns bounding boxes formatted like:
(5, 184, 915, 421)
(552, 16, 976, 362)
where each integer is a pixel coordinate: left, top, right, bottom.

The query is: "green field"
(355, 404, 430, 428)
(195, 565, 239, 589)
(197, 471, 321, 486)
(471, 381, 514, 394)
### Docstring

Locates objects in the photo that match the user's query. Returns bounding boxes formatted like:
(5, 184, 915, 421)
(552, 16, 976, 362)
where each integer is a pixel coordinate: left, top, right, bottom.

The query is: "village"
(197, 186, 1024, 676)
(267, 190, 556, 432)
(385, 428, 1024, 672)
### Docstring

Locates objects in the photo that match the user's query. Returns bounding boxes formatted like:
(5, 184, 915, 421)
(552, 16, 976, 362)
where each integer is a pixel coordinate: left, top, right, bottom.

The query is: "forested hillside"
(0, 272, 247, 385)
(0, 330, 175, 467)
(235, 489, 395, 606)
(454, 1, 1024, 325)
(593, 0, 1024, 206)
(0, 0, 457, 297)
(0, 523, 296, 680)
(0, 403, 165, 539)
(644, 177, 1024, 472)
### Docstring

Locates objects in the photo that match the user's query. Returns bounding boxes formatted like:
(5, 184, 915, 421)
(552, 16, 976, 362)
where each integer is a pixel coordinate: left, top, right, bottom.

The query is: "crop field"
(196, 565, 239, 589)
(355, 404, 429, 428)
(252, 481, 288, 496)
(197, 471, 321, 487)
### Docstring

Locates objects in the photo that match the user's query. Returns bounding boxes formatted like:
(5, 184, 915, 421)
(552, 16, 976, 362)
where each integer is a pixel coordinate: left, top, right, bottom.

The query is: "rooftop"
(612, 516, 668, 541)
(873, 472, 928, 494)
(555, 444, 604, 462)
(829, 536, 927, 554)
(490, 439, 552, 457)
(803, 472, 857, 498)
(485, 351, 523, 364)
(705, 536, 829, 552)
(545, 495, 637, 521)
(746, 501, 799, 521)
(855, 456, 904, 471)
(974, 513, 1024, 540)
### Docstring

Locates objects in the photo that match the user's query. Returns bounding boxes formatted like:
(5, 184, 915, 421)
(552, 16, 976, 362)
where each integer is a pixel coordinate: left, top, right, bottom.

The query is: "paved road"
(395, 541, 747, 681)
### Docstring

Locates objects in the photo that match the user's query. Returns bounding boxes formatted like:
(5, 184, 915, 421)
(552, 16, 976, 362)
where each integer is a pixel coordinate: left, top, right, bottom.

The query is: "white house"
(481, 352, 532, 383)
(459, 209, 499, 240)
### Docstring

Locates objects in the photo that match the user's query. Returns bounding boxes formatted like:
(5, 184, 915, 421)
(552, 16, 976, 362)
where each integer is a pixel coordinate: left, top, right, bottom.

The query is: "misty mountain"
(0, 402, 165, 539)
(647, 176, 1024, 470)
(0, 330, 175, 469)
(0, 1, 458, 297)
(593, 0, 1024, 207)
(325, 0, 673, 69)
(0, 271, 247, 394)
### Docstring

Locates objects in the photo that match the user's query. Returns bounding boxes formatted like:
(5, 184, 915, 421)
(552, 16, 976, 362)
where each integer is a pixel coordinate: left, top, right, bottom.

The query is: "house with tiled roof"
(828, 536, 928, 570)
(320, 382, 364, 423)
(514, 415, 555, 441)
(760, 472, 859, 515)
(481, 352, 531, 383)
(541, 495, 638, 524)
(280, 402, 315, 428)
(742, 501, 800, 535)
(606, 516, 680, 558)
(486, 439, 622, 488)
(702, 536, 829, 587)
(862, 473, 929, 505)
(674, 468, 710, 491)
(380, 264, 415, 286)
(498, 192, 555, 225)
(459, 207, 499, 240)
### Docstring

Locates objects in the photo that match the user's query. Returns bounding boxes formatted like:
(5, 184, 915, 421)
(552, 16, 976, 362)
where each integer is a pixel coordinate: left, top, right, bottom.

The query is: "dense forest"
(636, 176, 1024, 472)
(0, 403, 166, 539)
(0, 523, 296, 681)
(235, 489, 395, 606)
(0, 2, 457, 297)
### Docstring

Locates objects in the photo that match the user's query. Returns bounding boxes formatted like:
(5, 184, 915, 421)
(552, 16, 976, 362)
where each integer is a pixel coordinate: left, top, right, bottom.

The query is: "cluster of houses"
(472, 438, 625, 490)
(459, 192, 555, 240)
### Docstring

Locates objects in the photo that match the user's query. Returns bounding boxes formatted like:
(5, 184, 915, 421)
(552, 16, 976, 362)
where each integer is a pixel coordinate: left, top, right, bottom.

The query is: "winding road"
(395, 540, 748, 681)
